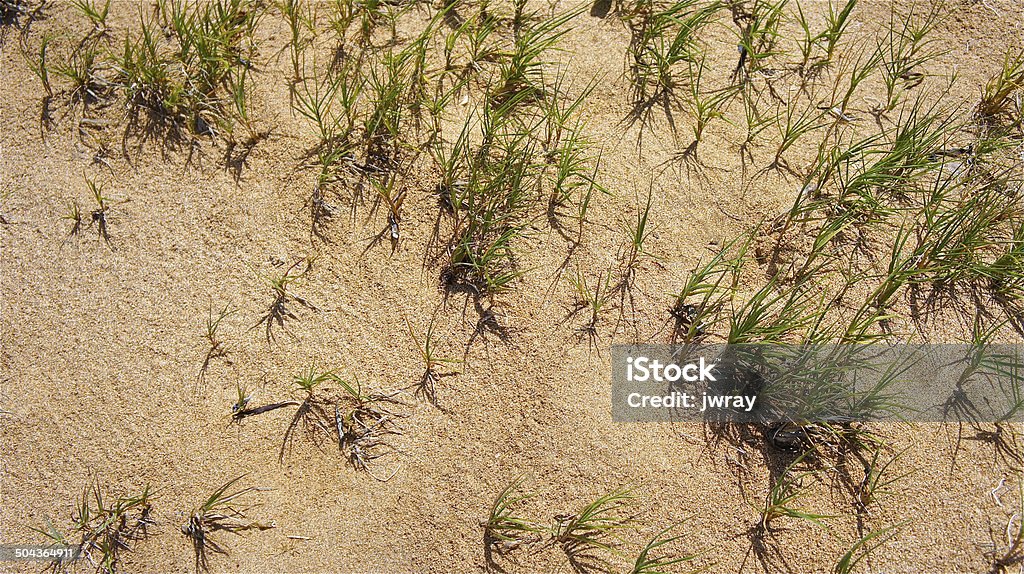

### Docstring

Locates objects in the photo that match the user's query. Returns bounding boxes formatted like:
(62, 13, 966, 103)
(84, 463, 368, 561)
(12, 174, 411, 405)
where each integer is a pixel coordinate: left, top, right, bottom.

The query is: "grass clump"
(407, 315, 459, 405)
(630, 523, 704, 574)
(482, 475, 544, 562)
(752, 456, 831, 531)
(552, 487, 636, 571)
(115, 0, 263, 137)
(277, 364, 405, 480)
(33, 481, 154, 574)
(181, 475, 274, 573)
(977, 49, 1024, 130)
(624, 0, 719, 128)
(254, 258, 316, 342)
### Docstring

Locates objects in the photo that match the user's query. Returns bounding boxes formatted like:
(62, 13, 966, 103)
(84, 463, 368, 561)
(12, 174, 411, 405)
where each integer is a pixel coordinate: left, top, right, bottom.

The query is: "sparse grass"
(977, 49, 1024, 129)
(552, 487, 636, 570)
(115, 0, 263, 136)
(278, 0, 312, 83)
(794, 0, 857, 73)
(682, 55, 736, 152)
(771, 98, 824, 172)
(33, 481, 154, 574)
(482, 475, 543, 558)
(833, 522, 903, 574)
(54, 40, 105, 105)
(874, 3, 942, 112)
(621, 185, 656, 281)
(630, 523, 704, 574)
(568, 266, 614, 339)
(275, 362, 405, 479)
(855, 447, 910, 513)
(372, 176, 406, 243)
(24, 33, 53, 97)
(334, 376, 405, 480)
(671, 237, 746, 341)
(732, 0, 787, 78)
(491, 6, 578, 105)
(406, 315, 459, 405)
(86, 177, 112, 246)
(442, 96, 542, 293)
(752, 455, 832, 530)
(71, 0, 110, 34)
(198, 303, 234, 384)
(181, 475, 274, 573)
(626, 0, 719, 106)
(254, 258, 316, 341)
(63, 199, 83, 240)
(9, 3, 1024, 571)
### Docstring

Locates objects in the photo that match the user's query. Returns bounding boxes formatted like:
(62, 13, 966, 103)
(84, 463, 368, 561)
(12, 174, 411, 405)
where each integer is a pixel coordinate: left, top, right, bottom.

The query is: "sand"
(2, 0, 1024, 572)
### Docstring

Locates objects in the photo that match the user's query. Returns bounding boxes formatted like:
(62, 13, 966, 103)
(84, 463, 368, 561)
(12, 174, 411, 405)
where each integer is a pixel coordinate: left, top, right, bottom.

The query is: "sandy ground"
(2, 0, 1024, 572)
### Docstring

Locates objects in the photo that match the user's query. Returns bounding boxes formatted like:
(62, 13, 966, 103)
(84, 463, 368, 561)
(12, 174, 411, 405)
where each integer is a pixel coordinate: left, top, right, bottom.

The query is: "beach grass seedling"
(727, 278, 819, 344)
(818, 0, 856, 63)
(255, 258, 316, 342)
(977, 49, 1024, 128)
(198, 303, 235, 384)
(552, 487, 637, 569)
(232, 380, 252, 415)
(63, 199, 83, 239)
(294, 60, 361, 151)
(621, 185, 656, 281)
(670, 238, 746, 341)
(875, 3, 943, 112)
(71, 0, 111, 34)
(335, 377, 406, 481)
(568, 266, 613, 340)
(25, 33, 53, 97)
(86, 177, 112, 245)
(492, 6, 578, 105)
(372, 177, 405, 243)
(278, 0, 312, 83)
(482, 475, 543, 558)
(275, 362, 405, 479)
(362, 49, 411, 171)
(181, 475, 274, 573)
(683, 55, 737, 153)
(630, 523, 703, 574)
(855, 447, 910, 512)
(34, 481, 154, 574)
(732, 0, 787, 78)
(406, 316, 459, 405)
(771, 100, 824, 173)
(548, 126, 604, 232)
(626, 0, 719, 105)
(55, 41, 105, 105)
(116, 0, 262, 136)
(294, 364, 335, 397)
(833, 522, 903, 574)
(232, 379, 298, 421)
(794, 0, 856, 73)
(753, 455, 831, 530)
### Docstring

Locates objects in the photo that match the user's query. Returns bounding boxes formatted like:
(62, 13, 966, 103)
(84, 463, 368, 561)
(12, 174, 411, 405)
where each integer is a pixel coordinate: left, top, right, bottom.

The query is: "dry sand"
(2, 0, 1024, 572)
